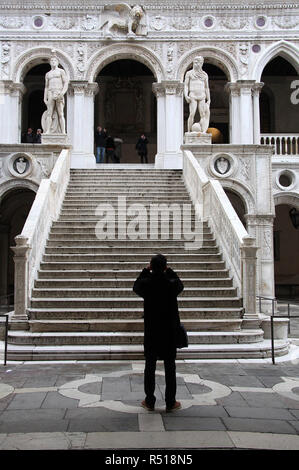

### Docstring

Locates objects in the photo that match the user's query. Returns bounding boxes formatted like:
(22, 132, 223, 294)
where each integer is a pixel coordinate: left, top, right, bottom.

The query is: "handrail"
(12, 148, 71, 317)
(257, 295, 299, 364)
(182, 149, 251, 295)
(0, 314, 8, 365)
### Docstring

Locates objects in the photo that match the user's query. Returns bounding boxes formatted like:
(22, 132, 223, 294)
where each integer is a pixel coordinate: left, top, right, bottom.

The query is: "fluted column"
(0, 80, 26, 143)
(252, 82, 264, 144)
(68, 81, 98, 168)
(152, 81, 184, 169)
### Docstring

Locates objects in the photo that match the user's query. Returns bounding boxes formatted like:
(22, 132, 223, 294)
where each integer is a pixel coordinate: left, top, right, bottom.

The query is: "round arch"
(274, 191, 299, 210)
(12, 46, 75, 83)
(253, 40, 299, 82)
(0, 180, 38, 202)
(176, 47, 238, 83)
(86, 43, 165, 83)
(221, 179, 256, 216)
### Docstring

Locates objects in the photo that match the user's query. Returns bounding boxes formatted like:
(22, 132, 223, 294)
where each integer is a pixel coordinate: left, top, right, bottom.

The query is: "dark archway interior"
(224, 189, 247, 229)
(260, 56, 298, 134)
(22, 63, 50, 137)
(274, 203, 299, 299)
(0, 188, 36, 307)
(183, 62, 229, 143)
(95, 59, 156, 163)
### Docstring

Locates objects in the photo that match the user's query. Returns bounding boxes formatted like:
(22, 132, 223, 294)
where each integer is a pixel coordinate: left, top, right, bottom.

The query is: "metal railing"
(257, 295, 299, 365)
(0, 314, 8, 365)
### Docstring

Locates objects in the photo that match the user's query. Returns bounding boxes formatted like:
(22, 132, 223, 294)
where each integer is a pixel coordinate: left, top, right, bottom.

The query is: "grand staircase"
(7, 168, 281, 361)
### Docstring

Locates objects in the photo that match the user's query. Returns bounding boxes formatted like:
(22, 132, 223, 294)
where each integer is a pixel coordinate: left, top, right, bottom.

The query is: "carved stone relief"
(0, 43, 11, 79)
(51, 17, 77, 30)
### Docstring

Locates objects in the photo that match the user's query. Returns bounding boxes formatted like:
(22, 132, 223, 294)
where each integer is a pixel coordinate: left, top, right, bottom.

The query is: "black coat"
(133, 267, 184, 359)
(136, 137, 148, 156)
(95, 130, 107, 147)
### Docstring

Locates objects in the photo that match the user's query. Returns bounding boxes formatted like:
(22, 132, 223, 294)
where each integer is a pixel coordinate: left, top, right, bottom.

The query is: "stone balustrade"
(11, 148, 71, 319)
(182, 149, 258, 318)
(261, 134, 299, 156)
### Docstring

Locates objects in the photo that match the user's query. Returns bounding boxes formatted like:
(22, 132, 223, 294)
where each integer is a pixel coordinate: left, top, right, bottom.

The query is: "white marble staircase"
(7, 169, 288, 360)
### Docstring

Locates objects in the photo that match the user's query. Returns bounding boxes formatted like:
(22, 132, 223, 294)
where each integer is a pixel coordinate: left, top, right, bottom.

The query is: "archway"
(94, 59, 156, 163)
(224, 189, 247, 228)
(183, 63, 229, 143)
(21, 61, 68, 142)
(260, 56, 298, 135)
(274, 203, 299, 299)
(0, 188, 36, 309)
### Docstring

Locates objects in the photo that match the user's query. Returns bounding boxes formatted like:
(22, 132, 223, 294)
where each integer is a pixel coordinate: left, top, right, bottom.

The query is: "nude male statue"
(43, 56, 68, 134)
(184, 56, 210, 133)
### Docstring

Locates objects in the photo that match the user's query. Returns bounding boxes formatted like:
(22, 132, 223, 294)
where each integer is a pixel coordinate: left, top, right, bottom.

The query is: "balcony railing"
(261, 134, 299, 156)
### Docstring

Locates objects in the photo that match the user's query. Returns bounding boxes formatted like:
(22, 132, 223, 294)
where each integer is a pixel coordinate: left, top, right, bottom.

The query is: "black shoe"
(166, 401, 181, 412)
(141, 400, 155, 411)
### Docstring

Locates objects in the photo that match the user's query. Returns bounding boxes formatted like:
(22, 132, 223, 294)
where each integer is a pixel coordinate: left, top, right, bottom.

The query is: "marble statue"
(100, 3, 147, 38)
(42, 53, 68, 134)
(184, 56, 211, 133)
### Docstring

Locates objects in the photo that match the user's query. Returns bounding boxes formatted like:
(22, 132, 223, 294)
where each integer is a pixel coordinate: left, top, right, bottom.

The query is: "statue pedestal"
(184, 132, 212, 145)
(41, 134, 69, 145)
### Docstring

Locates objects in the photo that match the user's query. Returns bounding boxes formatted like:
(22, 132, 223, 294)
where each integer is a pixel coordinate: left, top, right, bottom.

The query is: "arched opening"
(21, 61, 68, 141)
(224, 189, 247, 228)
(0, 188, 36, 311)
(274, 204, 299, 299)
(94, 59, 156, 163)
(260, 56, 298, 134)
(183, 62, 229, 143)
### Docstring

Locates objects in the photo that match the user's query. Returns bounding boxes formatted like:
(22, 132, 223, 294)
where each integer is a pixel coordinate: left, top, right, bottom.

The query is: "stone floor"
(1, 340, 299, 454)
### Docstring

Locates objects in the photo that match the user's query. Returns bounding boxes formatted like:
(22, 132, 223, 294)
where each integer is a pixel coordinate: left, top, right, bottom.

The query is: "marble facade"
(0, 0, 299, 311)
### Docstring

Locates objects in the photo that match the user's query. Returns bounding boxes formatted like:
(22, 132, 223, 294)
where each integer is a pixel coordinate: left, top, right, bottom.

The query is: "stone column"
(252, 82, 264, 144)
(68, 81, 99, 168)
(10, 235, 30, 319)
(0, 81, 26, 143)
(240, 235, 260, 328)
(152, 81, 184, 169)
(0, 224, 9, 303)
(246, 214, 276, 314)
(238, 80, 255, 144)
(225, 83, 240, 144)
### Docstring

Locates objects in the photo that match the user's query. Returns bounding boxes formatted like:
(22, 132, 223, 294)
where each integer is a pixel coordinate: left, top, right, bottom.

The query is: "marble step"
(28, 318, 243, 333)
(8, 329, 264, 346)
(39, 261, 227, 271)
(27, 307, 244, 321)
(41, 253, 223, 262)
(34, 277, 234, 289)
(6, 340, 289, 361)
(37, 268, 230, 279)
(44, 246, 219, 254)
(45, 240, 217, 248)
(29, 296, 242, 309)
(31, 287, 238, 299)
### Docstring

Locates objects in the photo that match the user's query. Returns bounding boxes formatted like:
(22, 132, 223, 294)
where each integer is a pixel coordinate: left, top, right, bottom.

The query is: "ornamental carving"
(221, 17, 249, 30)
(52, 17, 77, 30)
(0, 43, 11, 78)
(150, 15, 167, 31)
(273, 16, 299, 29)
(0, 17, 24, 29)
(171, 17, 194, 30)
(82, 15, 98, 31)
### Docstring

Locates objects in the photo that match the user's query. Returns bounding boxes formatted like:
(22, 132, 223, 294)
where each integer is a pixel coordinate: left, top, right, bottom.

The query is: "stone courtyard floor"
(1, 342, 299, 458)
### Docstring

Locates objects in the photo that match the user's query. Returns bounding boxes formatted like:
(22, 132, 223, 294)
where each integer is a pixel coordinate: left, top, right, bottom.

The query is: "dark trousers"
(139, 153, 148, 164)
(105, 149, 118, 163)
(144, 354, 176, 408)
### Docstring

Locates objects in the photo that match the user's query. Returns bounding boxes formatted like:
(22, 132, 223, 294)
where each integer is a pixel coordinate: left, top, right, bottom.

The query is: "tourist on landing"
(136, 134, 149, 163)
(35, 129, 42, 143)
(22, 128, 35, 143)
(105, 134, 116, 163)
(95, 126, 107, 163)
(133, 254, 183, 412)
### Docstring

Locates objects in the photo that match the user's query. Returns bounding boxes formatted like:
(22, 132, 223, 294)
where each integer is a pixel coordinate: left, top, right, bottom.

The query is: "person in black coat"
(22, 128, 35, 143)
(135, 134, 148, 163)
(133, 254, 184, 412)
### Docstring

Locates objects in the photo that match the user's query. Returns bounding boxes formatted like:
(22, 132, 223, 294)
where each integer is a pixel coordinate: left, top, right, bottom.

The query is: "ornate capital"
(152, 80, 184, 97)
